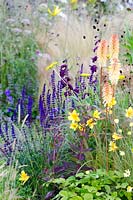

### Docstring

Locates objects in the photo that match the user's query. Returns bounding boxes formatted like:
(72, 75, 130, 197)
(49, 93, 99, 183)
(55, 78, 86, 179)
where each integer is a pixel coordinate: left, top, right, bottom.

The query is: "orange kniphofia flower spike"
(102, 82, 113, 106)
(97, 39, 108, 67)
(108, 58, 120, 86)
(109, 34, 119, 60)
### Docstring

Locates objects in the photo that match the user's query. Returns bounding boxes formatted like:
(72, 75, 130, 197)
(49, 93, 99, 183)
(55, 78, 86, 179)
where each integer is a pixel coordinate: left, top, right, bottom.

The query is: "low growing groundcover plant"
(46, 169, 133, 200)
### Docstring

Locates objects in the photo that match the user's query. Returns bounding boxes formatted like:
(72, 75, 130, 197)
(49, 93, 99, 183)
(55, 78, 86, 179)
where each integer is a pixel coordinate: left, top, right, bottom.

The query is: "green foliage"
(47, 170, 133, 200)
(122, 29, 133, 65)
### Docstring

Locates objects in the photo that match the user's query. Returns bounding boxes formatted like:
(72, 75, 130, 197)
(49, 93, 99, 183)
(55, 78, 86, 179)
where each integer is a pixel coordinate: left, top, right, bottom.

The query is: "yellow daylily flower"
(112, 132, 123, 141)
(93, 110, 100, 119)
(125, 107, 133, 118)
(109, 141, 118, 152)
(19, 171, 30, 185)
(48, 6, 61, 17)
(86, 118, 96, 129)
(107, 97, 116, 108)
(68, 110, 80, 122)
(70, 122, 78, 131)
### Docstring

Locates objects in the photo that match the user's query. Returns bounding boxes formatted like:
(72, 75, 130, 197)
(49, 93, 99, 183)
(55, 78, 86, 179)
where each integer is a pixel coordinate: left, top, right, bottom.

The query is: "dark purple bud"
(91, 56, 97, 63)
(93, 46, 98, 52)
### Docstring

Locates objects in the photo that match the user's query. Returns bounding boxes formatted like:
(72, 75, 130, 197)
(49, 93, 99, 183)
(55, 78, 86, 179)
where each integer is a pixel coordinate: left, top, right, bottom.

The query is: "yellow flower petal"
(46, 61, 58, 71)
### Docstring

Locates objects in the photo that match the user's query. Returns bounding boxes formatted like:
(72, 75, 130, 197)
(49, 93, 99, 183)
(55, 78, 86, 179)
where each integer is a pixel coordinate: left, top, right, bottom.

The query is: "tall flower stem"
(100, 66, 103, 106)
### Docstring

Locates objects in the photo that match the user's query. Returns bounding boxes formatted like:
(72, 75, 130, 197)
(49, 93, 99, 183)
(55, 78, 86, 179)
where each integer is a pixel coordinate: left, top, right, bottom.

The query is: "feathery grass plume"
(108, 58, 120, 86)
(102, 82, 113, 106)
(109, 34, 119, 60)
(97, 39, 108, 67)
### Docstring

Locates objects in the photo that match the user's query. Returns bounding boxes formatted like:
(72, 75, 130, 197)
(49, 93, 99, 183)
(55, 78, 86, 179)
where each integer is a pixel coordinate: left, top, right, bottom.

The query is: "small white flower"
(119, 151, 125, 156)
(127, 131, 132, 135)
(118, 129, 122, 133)
(129, 122, 133, 127)
(124, 169, 131, 177)
(114, 119, 119, 124)
(127, 186, 132, 192)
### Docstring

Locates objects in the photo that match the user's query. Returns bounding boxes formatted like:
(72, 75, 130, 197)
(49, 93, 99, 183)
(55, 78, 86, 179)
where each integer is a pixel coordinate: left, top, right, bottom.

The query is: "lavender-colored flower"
(11, 124, 16, 139)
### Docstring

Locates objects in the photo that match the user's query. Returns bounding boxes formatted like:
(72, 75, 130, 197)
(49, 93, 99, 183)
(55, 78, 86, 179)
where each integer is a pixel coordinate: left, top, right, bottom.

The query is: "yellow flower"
(93, 110, 100, 119)
(86, 118, 96, 129)
(80, 73, 90, 77)
(78, 124, 84, 131)
(46, 61, 58, 70)
(68, 110, 80, 122)
(131, 148, 133, 153)
(112, 132, 123, 140)
(125, 107, 133, 118)
(109, 141, 118, 152)
(119, 75, 125, 80)
(48, 6, 61, 17)
(70, 122, 78, 131)
(107, 97, 116, 108)
(127, 186, 132, 192)
(19, 171, 30, 185)
(114, 119, 119, 124)
(70, 0, 78, 4)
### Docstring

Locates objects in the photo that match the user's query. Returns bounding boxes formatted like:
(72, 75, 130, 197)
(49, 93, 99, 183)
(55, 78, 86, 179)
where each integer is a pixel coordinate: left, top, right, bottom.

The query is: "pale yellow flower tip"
(114, 119, 119, 124)
(80, 73, 90, 77)
(119, 75, 125, 80)
(46, 61, 58, 71)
